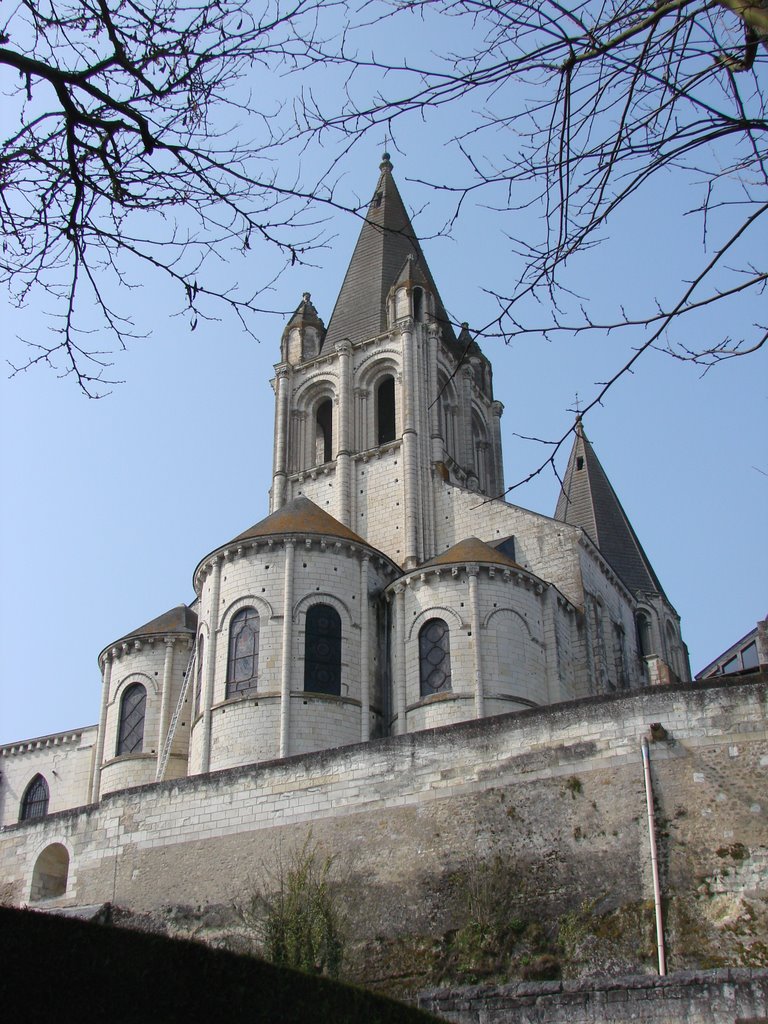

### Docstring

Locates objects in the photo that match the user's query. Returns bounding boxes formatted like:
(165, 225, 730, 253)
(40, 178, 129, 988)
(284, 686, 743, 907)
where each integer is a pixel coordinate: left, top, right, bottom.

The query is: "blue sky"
(1, 6, 766, 743)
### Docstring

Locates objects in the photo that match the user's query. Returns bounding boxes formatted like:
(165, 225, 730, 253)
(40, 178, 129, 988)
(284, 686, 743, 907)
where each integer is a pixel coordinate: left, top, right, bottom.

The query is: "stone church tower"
(1, 155, 690, 826)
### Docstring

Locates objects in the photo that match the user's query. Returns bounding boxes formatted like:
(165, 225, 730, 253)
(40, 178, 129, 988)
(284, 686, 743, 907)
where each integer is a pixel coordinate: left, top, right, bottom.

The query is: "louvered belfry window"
(117, 683, 146, 755)
(20, 774, 49, 821)
(304, 604, 342, 695)
(226, 607, 260, 697)
(419, 618, 452, 696)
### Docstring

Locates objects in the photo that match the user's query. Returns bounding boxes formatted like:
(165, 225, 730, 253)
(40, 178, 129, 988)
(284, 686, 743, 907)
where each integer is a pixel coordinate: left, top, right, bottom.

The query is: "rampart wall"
(1, 676, 765, 995)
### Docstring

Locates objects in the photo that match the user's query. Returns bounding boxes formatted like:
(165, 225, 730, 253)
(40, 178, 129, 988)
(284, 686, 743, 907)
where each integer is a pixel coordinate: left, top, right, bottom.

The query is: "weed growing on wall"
(239, 833, 345, 978)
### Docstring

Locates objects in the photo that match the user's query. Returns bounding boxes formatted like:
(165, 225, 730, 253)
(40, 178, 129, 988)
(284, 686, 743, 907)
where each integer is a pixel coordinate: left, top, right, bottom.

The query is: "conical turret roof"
(323, 154, 456, 350)
(555, 420, 665, 597)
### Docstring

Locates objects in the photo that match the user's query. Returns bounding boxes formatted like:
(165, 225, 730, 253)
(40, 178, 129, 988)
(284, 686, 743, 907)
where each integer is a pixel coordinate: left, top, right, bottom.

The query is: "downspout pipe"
(641, 736, 667, 976)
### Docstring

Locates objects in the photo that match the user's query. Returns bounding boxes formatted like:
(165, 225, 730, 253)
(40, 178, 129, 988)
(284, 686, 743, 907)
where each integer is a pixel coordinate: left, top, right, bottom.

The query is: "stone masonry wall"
(419, 968, 768, 1023)
(0, 727, 96, 827)
(0, 677, 763, 909)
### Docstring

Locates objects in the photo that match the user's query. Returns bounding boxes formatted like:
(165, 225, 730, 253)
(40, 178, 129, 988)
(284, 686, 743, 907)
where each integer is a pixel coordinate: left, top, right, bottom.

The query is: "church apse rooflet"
(100, 604, 197, 661)
(230, 496, 367, 546)
(421, 536, 526, 572)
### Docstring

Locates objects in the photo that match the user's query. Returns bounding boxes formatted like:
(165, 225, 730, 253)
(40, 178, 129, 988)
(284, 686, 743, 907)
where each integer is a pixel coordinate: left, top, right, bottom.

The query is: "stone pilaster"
(360, 554, 371, 742)
(271, 365, 291, 512)
(467, 568, 484, 718)
(490, 400, 505, 496)
(200, 556, 222, 773)
(157, 637, 176, 765)
(90, 653, 112, 802)
(335, 339, 353, 526)
(400, 320, 421, 567)
(279, 540, 295, 757)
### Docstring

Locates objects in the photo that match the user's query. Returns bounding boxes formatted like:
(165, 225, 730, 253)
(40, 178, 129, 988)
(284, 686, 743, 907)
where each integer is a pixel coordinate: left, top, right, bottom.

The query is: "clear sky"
(1, 6, 766, 744)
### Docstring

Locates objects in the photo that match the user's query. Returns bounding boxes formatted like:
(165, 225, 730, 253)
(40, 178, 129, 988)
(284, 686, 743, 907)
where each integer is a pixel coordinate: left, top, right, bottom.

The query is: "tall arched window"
(419, 618, 452, 696)
(377, 375, 396, 445)
(413, 287, 424, 321)
(20, 774, 49, 821)
(226, 607, 260, 697)
(316, 399, 333, 464)
(194, 633, 205, 716)
(304, 604, 342, 695)
(117, 683, 147, 755)
(636, 612, 652, 659)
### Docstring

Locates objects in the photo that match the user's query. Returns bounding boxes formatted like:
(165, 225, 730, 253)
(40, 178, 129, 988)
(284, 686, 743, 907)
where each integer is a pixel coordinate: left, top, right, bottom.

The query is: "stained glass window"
(304, 604, 342, 696)
(20, 774, 49, 821)
(226, 607, 259, 697)
(117, 683, 146, 755)
(419, 618, 452, 696)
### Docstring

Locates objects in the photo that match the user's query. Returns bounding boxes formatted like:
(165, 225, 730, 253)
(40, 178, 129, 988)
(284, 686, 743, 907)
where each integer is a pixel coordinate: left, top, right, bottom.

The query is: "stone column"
(400, 320, 421, 567)
(461, 364, 475, 473)
(157, 637, 176, 767)
(90, 652, 113, 802)
(200, 556, 222, 774)
(271, 365, 291, 512)
(428, 326, 443, 462)
(393, 584, 408, 734)
(360, 554, 371, 742)
(467, 568, 484, 718)
(279, 540, 295, 758)
(336, 339, 353, 526)
(490, 400, 505, 496)
(543, 588, 563, 703)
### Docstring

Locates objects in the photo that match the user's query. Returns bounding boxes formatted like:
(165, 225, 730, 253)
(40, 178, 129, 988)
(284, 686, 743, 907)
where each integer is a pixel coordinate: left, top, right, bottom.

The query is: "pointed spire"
(323, 154, 456, 350)
(555, 419, 666, 597)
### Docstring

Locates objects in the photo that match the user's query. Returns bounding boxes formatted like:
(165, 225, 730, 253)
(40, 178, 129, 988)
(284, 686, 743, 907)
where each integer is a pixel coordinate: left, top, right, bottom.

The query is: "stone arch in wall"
(407, 604, 465, 643)
(30, 842, 70, 901)
(471, 404, 491, 493)
(292, 376, 339, 472)
(485, 607, 546, 702)
(19, 773, 49, 821)
(436, 369, 460, 465)
(356, 354, 401, 452)
(666, 619, 681, 679)
(293, 592, 356, 699)
(635, 608, 653, 659)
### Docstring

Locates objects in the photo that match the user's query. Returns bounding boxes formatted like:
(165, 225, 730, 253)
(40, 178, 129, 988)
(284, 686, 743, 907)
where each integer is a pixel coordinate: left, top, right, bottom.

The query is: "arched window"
(117, 682, 147, 755)
(20, 774, 49, 821)
(304, 604, 342, 695)
(30, 843, 69, 901)
(636, 612, 652, 659)
(377, 375, 396, 445)
(419, 618, 452, 696)
(666, 621, 680, 678)
(316, 399, 333, 464)
(226, 607, 260, 697)
(413, 287, 424, 321)
(194, 633, 205, 716)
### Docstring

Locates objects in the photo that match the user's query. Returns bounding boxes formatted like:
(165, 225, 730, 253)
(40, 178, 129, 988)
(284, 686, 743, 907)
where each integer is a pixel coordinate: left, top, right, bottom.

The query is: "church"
(0, 155, 691, 904)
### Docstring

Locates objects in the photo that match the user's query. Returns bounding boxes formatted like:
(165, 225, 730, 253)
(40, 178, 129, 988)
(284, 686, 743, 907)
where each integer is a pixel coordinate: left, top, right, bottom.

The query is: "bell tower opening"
(377, 376, 396, 445)
(316, 399, 333, 465)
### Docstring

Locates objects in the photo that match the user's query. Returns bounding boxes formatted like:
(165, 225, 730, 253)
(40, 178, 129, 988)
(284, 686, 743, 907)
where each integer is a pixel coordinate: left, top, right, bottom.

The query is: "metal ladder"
(156, 642, 197, 781)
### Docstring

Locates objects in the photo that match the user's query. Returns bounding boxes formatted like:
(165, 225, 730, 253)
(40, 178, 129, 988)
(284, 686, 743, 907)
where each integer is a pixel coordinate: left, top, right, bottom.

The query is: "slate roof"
(323, 154, 457, 351)
(554, 420, 665, 597)
(421, 536, 526, 571)
(230, 496, 367, 546)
